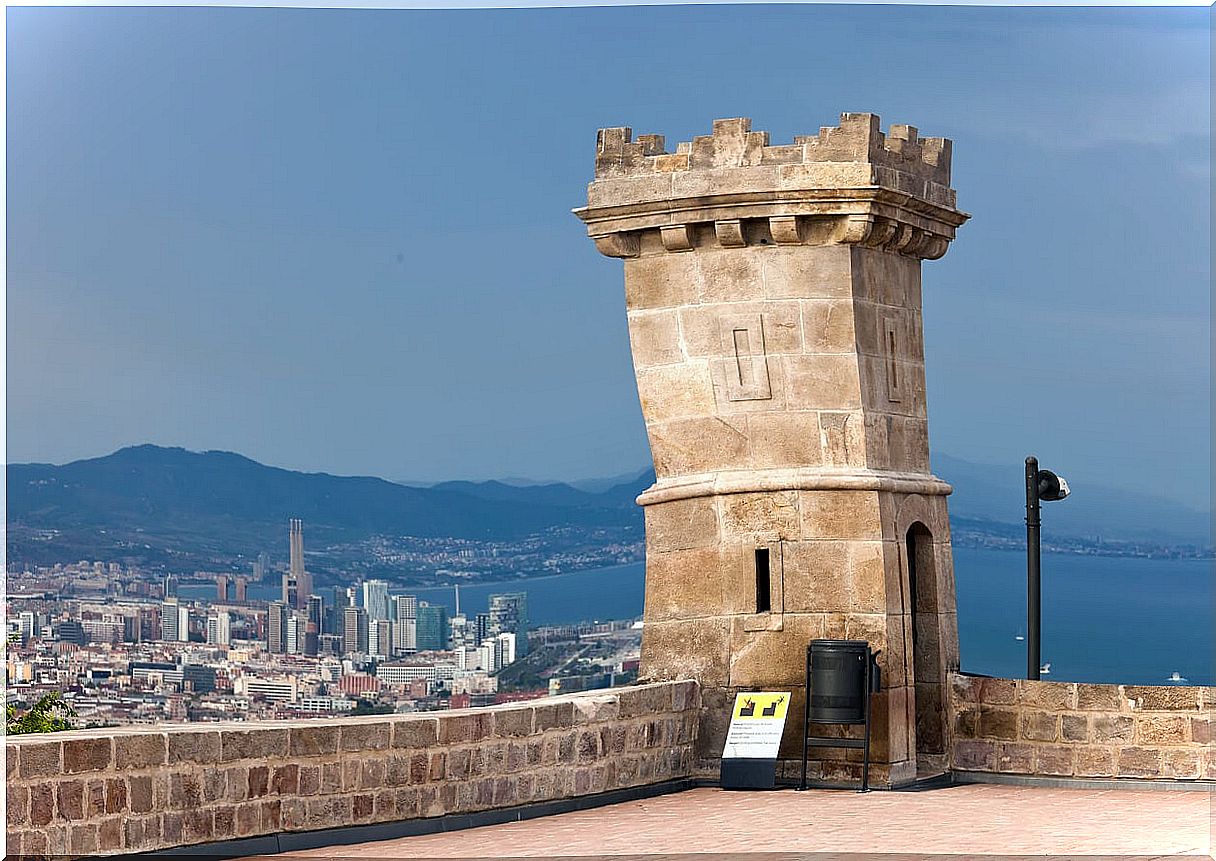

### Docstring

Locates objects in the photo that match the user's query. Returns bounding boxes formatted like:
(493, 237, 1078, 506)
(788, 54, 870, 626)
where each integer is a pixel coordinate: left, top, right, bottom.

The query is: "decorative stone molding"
(635, 467, 953, 507)
(576, 113, 968, 261)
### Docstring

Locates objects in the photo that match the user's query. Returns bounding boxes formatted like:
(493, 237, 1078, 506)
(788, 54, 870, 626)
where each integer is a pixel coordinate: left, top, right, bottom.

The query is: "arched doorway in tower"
(905, 521, 947, 775)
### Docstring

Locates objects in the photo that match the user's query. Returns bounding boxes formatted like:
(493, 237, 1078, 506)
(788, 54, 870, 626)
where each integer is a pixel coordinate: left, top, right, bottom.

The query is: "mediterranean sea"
(407, 548, 1213, 687)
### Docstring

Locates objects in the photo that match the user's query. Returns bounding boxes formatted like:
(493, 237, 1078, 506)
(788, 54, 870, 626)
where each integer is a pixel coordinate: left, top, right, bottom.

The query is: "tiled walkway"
(262, 784, 1213, 858)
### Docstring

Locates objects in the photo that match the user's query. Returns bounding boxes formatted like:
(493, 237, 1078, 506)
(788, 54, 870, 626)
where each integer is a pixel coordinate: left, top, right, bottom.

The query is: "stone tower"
(575, 113, 967, 786)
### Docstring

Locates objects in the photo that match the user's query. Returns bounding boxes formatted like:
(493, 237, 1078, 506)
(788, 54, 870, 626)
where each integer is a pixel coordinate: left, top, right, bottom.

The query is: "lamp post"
(1025, 456, 1069, 681)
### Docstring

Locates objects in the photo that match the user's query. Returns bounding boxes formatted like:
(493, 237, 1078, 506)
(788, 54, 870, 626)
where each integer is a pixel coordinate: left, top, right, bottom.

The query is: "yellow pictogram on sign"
(733, 692, 788, 721)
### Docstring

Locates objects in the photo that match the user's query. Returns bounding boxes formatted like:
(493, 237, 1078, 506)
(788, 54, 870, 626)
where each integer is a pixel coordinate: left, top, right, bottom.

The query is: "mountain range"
(6, 445, 1209, 575)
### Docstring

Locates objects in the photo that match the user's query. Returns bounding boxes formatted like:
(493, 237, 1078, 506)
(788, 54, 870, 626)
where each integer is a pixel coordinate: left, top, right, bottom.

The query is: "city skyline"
(7, 6, 1210, 512)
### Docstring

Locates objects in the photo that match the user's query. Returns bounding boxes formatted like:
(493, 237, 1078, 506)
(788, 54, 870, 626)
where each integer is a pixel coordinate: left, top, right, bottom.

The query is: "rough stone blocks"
(948, 672, 1211, 781)
(6, 681, 699, 858)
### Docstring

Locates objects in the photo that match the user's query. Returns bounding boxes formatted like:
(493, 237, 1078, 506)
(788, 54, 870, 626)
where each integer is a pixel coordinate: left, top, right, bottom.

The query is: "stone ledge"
(5, 680, 700, 859)
(635, 467, 953, 507)
(947, 673, 1214, 782)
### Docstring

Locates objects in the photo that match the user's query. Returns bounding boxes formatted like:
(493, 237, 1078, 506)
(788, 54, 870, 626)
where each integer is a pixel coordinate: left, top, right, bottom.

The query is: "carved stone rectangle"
(718, 313, 771, 401)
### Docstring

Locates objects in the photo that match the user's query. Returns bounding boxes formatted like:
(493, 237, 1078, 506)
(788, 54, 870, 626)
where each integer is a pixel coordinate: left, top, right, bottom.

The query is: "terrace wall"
(5, 680, 699, 858)
(948, 673, 1214, 781)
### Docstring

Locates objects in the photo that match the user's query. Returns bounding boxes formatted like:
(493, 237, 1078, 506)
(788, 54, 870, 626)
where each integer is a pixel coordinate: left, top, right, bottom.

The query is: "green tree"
(6, 691, 77, 735)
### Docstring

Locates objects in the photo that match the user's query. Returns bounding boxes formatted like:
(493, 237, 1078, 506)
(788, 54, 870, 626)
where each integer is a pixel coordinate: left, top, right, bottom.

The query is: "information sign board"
(720, 691, 790, 789)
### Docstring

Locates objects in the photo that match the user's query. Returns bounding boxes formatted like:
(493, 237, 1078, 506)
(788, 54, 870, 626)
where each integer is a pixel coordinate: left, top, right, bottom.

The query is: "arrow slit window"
(755, 548, 771, 613)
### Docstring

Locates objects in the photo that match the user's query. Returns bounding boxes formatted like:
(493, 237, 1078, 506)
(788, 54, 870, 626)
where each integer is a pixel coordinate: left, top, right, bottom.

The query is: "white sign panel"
(721, 691, 790, 760)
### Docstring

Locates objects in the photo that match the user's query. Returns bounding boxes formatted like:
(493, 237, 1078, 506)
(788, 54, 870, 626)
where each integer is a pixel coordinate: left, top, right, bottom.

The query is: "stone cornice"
(574, 113, 969, 261)
(634, 467, 954, 507)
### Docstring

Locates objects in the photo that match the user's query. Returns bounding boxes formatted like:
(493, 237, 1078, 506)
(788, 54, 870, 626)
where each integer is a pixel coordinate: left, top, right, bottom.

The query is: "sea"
(198, 547, 1211, 686)
(408, 548, 1214, 687)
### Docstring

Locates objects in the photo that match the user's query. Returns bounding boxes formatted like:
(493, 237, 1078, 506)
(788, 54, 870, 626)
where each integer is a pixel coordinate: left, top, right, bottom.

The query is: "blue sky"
(6, 5, 1210, 509)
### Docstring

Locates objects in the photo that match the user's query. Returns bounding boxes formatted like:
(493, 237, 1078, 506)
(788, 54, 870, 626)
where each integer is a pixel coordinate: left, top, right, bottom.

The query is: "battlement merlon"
(574, 113, 969, 260)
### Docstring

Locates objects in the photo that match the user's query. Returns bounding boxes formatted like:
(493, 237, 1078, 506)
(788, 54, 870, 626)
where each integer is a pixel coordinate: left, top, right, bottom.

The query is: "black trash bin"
(799, 639, 880, 792)
(808, 639, 870, 723)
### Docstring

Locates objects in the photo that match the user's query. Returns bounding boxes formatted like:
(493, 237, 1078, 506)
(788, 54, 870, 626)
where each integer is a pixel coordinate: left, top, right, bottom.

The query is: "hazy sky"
(7, 6, 1210, 509)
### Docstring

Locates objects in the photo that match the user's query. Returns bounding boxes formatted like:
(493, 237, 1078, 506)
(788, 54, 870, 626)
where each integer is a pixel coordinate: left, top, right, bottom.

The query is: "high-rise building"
(163, 575, 179, 599)
(368, 619, 392, 659)
(160, 601, 189, 642)
(450, 613, 470, 649)
(207, 612, 231, 647)
(392, 594, 417, 654)
(17, 611, 38, 641)
(488, 592, 529, 656)
(415, 602, 449, 651)
(474, 612, 491, 647)
(326, 585, 347, 635)
(234, 577, 248, 602)
(392, 593, 417, 619)
(306, 594, 324, 627)
(304, 594, 323, 657)
(267, 601, 289, 654)
(495, 631, 517, 667)
(284, 519, 312, 610)
(282, 573, 298, 609)
(343, 606, 369, 655)
(362, 580, 390, 621)
(286, 614, 302, 655)
(216, 575, 230, 602)
(477, 640, 499, 673)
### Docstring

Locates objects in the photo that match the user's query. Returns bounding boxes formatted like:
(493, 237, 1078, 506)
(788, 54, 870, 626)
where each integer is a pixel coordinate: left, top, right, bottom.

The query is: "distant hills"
(5, 445, 1209, 575)
(5, 445, 642, 572)
(931, 453, 1210, 547)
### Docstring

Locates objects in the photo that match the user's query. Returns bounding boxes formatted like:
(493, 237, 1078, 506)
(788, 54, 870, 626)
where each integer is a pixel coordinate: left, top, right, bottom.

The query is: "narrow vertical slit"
(755, 548, 771, 613)
(888, 329, 899, 392)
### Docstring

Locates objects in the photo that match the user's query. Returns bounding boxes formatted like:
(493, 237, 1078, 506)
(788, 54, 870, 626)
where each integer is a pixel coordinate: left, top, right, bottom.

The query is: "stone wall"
(948, 673, 1213, 781)
(5, 680, 699, 858)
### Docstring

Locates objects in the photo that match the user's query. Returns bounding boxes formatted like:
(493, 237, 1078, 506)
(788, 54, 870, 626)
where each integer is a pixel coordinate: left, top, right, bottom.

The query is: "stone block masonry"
(948, 673, 1215, 781)
(576, 112, 969, 785)
(4, 680, 699, 858)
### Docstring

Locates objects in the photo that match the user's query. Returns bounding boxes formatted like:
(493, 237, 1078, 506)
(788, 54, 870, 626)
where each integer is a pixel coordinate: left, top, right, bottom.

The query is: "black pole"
(1025, 456, 1041, 681)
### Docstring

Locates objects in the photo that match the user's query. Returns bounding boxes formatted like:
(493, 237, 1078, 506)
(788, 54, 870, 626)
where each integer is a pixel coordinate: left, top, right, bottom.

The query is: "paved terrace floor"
(250, 784, 1213, 859)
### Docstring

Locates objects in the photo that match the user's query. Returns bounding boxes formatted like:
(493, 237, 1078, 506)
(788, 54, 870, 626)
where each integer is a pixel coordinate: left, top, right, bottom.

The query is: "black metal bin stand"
(798, 639, 880, 793)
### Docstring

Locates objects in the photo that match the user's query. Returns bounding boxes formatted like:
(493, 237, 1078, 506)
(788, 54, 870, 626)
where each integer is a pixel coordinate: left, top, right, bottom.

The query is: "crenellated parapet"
(576, 113, 967, 261)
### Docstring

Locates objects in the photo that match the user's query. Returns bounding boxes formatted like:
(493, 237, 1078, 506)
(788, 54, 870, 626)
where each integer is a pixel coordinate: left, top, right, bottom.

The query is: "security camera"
(1036, 470, 1070, 502)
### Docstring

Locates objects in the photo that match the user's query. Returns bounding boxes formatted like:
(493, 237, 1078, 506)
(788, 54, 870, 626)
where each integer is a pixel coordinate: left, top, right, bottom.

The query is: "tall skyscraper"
(343, 606, 369, 655)
(489, 592, 529, 656)
(234, 577, 248, 602)
(163, 574, 179, 599)
(216, 575, 229, 602)
(267, 601, 289, 654)
(415, 602, 449, 651)
(284, 519, 312, 610)
(362, 580, 390, 621)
